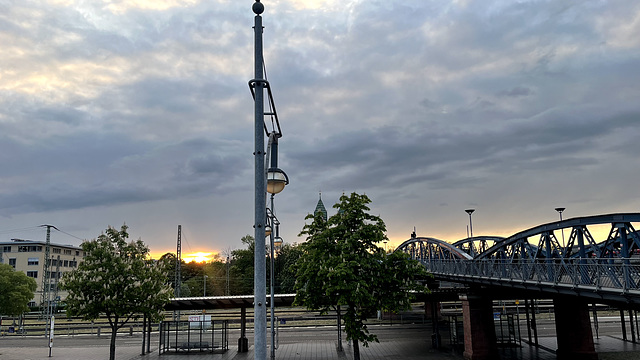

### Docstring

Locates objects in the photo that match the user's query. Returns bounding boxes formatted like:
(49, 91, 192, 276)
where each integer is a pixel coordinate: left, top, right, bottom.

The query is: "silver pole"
(465, 209, 475, 238)
(253, 2, 267, 360)
(203, 275, 207, 297)
(555, 207, 565, 246)
(270, 194, 276, 360)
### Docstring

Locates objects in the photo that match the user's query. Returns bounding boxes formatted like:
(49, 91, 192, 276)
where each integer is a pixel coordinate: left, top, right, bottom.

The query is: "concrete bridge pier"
(460, 295, 499, 360)
(553, 297, 598, 360)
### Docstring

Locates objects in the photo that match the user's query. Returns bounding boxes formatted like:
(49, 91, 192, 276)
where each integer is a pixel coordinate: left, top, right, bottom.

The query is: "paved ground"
(2, 325, 640, 360)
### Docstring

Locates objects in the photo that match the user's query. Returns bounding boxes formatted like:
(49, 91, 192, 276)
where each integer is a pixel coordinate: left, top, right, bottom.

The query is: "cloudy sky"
(1, 0, 639, 258)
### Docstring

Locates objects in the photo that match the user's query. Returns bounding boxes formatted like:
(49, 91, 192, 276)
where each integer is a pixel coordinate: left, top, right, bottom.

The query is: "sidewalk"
(3, 331, 640, 360)
(0, 338, 458, 360)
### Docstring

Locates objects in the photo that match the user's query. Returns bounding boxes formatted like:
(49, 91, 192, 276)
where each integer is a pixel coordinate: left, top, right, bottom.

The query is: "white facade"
(0, 239, 84, 307)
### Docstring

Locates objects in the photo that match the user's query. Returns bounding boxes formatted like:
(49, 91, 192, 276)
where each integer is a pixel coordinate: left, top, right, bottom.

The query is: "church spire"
(314, 192, 328, 222)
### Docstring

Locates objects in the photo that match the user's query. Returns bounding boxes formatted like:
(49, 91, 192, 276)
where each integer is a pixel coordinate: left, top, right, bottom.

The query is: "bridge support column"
(554, 298, 597, 360)
(425, 301, 442, 349)
(238, 306, 248, 353)
(460, 295, 499, 360)
(425, 301, 441, 321)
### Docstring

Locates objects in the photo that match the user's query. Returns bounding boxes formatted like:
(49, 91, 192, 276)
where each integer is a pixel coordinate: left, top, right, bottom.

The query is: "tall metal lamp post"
(266, 92, 289, 360)
(203, 275, 208, 297)
(555, 207, 566, 246)
(249, 1, 288, 359)
(266, 207, 282, 360)
(465, 209, 475, 238)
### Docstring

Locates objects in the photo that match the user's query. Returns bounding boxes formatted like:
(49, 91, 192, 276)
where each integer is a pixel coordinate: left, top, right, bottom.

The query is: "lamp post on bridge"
(555, 207, 566, 246)
(465, 209, 475, 238)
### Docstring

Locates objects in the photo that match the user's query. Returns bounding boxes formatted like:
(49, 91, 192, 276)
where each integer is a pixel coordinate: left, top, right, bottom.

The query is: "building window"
(27, 257, 39, 266)
(63, 260, 69, 267)
(64, 249, 72, 255)
(2, 246, 11, 252)
(18, 245, 43, 252)
(27, 271, 38, 278)
(53, 248, 61, 254)
(75, 250, 80, 256)
(9, 258, 16, 268)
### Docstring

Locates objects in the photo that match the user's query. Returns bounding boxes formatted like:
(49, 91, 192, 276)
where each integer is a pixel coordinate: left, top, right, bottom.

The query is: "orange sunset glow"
(182, 252, 216, 263)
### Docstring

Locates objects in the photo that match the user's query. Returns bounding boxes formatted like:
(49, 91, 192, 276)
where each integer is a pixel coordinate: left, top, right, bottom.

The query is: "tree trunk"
(110, 325, 118, 360)
(141, 314, 146, 355)
(353, 339, 360, 360)
(336, 305, 343, 351)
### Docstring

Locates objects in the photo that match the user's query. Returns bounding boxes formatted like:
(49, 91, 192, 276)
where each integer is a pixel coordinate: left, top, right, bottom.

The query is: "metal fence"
(424, 258, 640, 295)
(159, 319, 228, 354)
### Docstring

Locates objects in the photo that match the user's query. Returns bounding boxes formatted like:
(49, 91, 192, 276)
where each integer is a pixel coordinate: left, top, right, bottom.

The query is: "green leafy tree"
(295, 193, 429, 360)
(230, 235, 255, 295)
(0, 263, 37, 316)
(158, 252, 177, 290)
(61, 225, 172, 360)
(274, 243, 302, 293)
(204, 259, 230, 296)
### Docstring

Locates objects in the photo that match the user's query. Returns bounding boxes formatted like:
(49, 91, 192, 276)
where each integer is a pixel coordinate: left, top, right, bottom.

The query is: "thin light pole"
(465, 209, 475, 238)
(39, 224, 58, 335)
(226, 256, 230, 296)
(252, 2, 267, 360)
(555, 207, 565, 246)
(269, 194, 276, 360)
(203, 275, 208, 297)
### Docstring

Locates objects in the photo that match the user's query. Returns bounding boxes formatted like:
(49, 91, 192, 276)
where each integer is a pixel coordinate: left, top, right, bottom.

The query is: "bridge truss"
(396, 213, 640, 305)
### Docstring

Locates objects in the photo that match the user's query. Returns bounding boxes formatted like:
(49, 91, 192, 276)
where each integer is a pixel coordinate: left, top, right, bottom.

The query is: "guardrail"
(424, 258, 640, 298)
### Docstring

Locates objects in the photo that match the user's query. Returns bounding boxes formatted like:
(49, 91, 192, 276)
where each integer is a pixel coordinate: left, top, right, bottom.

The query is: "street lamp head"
(465, 209, 475, 215)
(274, 236, 283, 247)
(265, 225, 272, 237)
(555, 207, 565, 213)
(253, 1, 264, 15)
(267, 168, 289, 194)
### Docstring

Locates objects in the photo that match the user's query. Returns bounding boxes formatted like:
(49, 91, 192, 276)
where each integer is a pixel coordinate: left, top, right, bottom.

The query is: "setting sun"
(183, 252, 214, 263)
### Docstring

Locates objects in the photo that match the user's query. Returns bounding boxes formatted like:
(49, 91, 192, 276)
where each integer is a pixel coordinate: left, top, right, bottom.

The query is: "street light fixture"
(267, 168, 289, 194)
(267, 135, 289, 195)
(555, 207, 566, 246)
(274, 236, 283, 251)
(465, 209, 475, 238)
(250, 2, 288, 357)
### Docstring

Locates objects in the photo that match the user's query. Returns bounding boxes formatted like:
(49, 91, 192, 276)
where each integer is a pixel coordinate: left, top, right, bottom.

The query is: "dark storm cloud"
(0, 130, 250, 216)
(287, 105, 640, 194)
(1, 0, 640, 252)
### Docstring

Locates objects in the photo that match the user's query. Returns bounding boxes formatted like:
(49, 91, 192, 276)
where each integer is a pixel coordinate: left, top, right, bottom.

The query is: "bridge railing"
(423, 258, 640, 294)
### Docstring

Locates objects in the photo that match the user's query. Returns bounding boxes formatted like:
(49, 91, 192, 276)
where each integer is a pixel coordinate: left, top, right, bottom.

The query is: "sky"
(1, 0, 639, 259)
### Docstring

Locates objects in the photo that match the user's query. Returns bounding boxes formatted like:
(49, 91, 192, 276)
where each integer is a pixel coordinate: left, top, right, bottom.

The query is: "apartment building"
(0, 239, 84, 308)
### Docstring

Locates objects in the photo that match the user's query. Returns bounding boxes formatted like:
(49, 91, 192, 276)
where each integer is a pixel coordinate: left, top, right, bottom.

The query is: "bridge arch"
(475, 213, 640, 261)
(452, 236, 505, 258)
(395, 236, 472, 262)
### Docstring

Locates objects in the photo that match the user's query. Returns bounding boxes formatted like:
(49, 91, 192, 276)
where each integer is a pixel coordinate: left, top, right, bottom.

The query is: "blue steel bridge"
(396, 213, 640, 360)
(396, 213, 640, 306)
